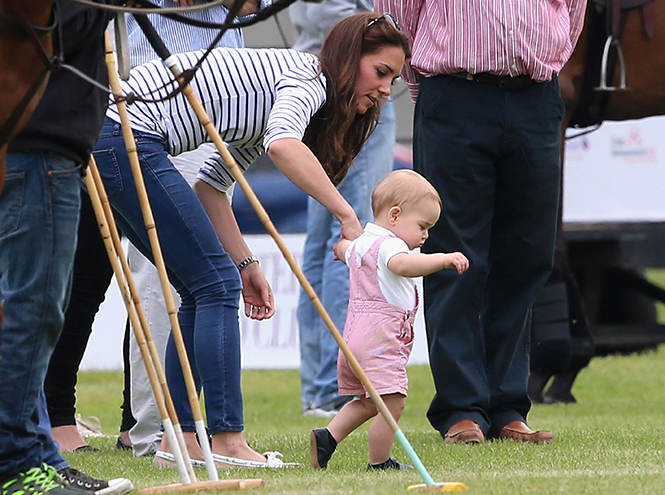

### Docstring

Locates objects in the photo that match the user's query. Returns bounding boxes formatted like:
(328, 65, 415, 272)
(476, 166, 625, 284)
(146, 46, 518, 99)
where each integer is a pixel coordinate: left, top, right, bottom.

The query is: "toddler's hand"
(444, 252, 469, 274)
(333, 237, 351, 263)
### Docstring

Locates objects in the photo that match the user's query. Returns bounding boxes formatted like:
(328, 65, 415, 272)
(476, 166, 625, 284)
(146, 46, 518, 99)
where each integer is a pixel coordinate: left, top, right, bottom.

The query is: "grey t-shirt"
(289, 0, 373, 54)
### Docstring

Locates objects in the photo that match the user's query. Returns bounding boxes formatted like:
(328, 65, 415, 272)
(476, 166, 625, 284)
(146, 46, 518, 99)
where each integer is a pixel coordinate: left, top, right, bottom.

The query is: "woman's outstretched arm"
(267, 137, 363, 241)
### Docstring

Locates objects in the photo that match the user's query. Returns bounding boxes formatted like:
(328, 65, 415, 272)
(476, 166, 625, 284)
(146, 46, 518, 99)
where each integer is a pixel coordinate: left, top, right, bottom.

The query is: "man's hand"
(221, 0, 260, 16)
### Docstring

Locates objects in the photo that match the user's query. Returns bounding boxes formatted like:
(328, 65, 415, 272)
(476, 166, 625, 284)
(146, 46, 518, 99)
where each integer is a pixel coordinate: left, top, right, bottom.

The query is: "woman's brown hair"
(302, 12, 411, 186)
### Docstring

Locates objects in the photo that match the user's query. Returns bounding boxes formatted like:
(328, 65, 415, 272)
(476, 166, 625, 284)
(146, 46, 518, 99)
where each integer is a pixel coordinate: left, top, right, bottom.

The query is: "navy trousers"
(413, 74, 563, 438)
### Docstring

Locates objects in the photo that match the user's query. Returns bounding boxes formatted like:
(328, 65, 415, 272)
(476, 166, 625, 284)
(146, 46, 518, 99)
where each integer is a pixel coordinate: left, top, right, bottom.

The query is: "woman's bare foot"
(117, 430, 132, 450)
(51, 424, 89, 452)
(120, 430, 131, 445)
(212, 431, 267, 463)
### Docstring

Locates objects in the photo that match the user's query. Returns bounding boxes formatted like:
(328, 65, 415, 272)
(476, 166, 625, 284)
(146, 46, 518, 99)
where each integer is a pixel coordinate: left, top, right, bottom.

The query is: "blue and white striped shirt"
(125, 0, 273, 67)
(107, 47, 326, 192)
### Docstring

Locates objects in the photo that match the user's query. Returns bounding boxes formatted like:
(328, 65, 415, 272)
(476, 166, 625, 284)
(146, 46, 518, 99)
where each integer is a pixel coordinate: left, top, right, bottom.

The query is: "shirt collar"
(364, 222, 395, 237)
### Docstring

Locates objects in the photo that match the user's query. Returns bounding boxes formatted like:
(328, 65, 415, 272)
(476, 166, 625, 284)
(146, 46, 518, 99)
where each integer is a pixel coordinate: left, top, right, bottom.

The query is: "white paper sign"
(564, 116, 665, 223)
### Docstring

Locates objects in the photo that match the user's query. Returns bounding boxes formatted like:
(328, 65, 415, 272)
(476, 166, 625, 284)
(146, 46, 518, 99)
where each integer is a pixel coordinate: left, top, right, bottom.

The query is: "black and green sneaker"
(58, 468, 133, 495)
(1, 464, 83, 495)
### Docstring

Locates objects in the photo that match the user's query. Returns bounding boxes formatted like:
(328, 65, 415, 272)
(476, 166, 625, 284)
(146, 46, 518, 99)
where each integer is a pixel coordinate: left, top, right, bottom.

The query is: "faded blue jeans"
(298, 102, 396, 411)
(0, 152, 81, 480)
(92, 119, 244, 433)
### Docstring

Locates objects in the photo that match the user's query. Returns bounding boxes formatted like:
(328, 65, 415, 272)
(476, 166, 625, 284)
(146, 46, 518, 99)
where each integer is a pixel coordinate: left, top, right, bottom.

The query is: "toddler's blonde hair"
(372, 169, 441, 217)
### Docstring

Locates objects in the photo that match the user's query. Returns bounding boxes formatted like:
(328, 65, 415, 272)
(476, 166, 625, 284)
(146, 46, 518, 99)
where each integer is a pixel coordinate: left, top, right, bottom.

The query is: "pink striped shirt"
(375, 0, 587, 100)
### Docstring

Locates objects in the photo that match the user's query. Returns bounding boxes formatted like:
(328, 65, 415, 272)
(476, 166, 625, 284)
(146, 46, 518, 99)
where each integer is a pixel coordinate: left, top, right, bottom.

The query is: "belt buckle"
(499, 75, 529, 90)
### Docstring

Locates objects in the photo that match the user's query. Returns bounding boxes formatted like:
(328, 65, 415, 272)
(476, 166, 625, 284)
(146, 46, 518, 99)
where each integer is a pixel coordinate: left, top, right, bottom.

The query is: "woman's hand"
(340, 214, 363, 241)
(240, 262, 275, 320)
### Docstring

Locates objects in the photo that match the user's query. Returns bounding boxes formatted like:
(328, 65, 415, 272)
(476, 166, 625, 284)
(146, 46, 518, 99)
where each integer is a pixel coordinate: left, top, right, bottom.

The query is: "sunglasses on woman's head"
(367, 12, 401, 31)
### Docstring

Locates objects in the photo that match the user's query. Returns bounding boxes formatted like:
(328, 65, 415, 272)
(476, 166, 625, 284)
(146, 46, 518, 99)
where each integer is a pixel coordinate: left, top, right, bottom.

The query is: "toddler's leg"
(310, 397, 377, 469)
(327, 397, 377, 443)
(368, 393, 405, 465)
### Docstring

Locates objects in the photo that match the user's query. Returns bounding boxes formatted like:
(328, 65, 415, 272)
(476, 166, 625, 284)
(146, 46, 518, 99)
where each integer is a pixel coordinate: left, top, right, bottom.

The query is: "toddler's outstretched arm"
(388, 251, 469, 278)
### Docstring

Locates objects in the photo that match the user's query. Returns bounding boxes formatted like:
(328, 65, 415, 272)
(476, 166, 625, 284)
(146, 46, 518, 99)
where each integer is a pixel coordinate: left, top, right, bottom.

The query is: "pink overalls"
(337, 235, 418, 398)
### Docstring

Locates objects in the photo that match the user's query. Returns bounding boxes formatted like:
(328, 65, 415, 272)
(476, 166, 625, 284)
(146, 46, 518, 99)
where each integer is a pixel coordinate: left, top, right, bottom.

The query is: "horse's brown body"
(554, 0, 665, 263)
(533, 0, 665, 401)
(0, 0, 54, 326)
(0, 0, 55, 192)
(560, 0, 665, 128)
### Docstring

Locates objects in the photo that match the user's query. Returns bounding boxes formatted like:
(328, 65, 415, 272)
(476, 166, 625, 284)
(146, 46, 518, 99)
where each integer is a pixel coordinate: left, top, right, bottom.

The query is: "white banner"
(82, 233, 429, 370)
(564, 115, 665, 223)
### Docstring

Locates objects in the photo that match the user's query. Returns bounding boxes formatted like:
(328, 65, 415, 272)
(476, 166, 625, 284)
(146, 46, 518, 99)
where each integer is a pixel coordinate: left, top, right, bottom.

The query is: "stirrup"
(595, 35, 629, 91)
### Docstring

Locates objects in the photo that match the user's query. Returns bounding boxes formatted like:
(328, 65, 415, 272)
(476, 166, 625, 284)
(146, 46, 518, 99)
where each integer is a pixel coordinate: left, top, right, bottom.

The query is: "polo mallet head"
(407, 482, 468, 492)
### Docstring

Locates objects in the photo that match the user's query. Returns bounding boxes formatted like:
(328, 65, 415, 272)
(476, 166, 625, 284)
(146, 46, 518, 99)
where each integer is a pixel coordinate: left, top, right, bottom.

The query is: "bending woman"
(93, 12, 410, 467)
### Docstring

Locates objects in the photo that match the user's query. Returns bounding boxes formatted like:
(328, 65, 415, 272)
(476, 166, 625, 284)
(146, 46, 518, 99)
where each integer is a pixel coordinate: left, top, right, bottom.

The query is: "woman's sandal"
(212, 451, 300, 469)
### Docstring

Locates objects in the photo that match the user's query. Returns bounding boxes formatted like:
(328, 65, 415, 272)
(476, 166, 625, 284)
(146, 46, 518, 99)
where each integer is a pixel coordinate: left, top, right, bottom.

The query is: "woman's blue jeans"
(0, 152, 81, 479)
(93, 118, 244, 433)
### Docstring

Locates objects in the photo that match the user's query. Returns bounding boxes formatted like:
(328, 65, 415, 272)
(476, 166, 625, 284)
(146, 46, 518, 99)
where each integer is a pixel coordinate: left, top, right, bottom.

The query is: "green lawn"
(70, 347, 665, 495)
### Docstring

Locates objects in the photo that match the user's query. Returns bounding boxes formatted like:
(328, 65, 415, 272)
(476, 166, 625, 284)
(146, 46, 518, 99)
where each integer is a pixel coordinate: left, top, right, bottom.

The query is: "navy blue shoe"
(367, 457, 413, 471)
(309, 428, 337, 469)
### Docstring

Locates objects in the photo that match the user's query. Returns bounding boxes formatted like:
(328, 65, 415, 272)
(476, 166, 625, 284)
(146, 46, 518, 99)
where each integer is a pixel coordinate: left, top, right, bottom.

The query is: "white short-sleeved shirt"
(106, 47, 326, 193)
(345, 222, 419, 310)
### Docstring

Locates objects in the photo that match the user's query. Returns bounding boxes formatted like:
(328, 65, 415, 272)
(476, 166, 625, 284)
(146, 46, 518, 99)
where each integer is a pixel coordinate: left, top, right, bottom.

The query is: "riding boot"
(543, 369, 580, 404)
(527, 371, 552, 404)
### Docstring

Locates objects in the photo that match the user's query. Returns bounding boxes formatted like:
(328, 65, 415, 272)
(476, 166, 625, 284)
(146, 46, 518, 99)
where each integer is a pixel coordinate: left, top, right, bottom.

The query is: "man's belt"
(449, 71, 537, 90)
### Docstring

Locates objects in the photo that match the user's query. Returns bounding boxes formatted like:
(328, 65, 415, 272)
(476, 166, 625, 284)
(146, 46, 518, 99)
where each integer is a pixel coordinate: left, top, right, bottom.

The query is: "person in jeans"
(44, 0, 264, 455)
(0, 1, 133, 494)
(290, 0, 396, 418)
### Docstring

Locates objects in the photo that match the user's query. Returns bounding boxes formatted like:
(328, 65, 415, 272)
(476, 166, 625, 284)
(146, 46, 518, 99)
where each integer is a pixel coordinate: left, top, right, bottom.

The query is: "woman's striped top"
(106, 47, 326, 192)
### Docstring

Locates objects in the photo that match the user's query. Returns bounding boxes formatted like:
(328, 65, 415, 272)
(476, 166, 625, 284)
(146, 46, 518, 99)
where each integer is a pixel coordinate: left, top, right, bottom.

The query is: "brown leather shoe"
(499, 421, 553, 444)
(443, 420, 485, 444)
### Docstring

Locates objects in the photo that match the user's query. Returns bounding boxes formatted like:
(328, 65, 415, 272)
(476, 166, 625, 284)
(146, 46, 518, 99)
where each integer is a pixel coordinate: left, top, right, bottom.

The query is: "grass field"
(69, 345, 665, 495)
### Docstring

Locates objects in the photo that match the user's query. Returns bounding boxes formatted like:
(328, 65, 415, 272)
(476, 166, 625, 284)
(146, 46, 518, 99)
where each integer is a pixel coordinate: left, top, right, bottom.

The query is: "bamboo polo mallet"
(85, 158, 265, 493)
(103, 31, 218, 482)
(85, 158, 194, 484)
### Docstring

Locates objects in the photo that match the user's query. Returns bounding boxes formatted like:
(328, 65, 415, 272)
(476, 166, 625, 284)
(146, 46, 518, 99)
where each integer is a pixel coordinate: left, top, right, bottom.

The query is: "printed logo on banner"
(563, 134, 591, 162)
(611, 127, 657, 164)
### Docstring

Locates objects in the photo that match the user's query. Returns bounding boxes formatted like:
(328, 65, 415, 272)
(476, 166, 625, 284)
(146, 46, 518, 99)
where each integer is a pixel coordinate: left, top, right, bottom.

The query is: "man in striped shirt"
(376, 0, 586, 444)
